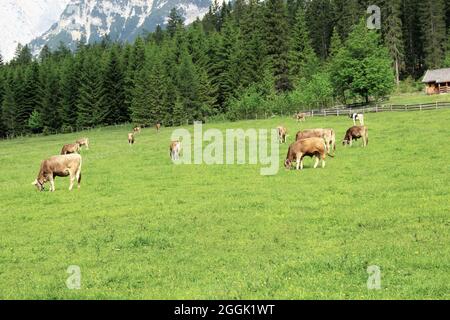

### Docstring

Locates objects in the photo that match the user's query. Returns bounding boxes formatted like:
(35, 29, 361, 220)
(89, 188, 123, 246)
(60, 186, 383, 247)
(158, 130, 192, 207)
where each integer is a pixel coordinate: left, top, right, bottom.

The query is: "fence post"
(436, 102, 438, 109)
(312, 110, 314, 117)
(420, 104, 422, 111)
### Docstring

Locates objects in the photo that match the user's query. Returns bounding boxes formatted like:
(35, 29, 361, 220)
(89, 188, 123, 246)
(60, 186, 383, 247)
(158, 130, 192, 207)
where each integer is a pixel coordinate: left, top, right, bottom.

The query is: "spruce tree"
(131, 52, 168, 126)
(289, 7, 319, 84)
(401, 0, 423, 77)
(60, 56, 80, 129)
(76, 53, 106, 128)
(305, 0, 334, 60)
(167, 8, 185, 38)
(103, 45, 127, 124)
(264, 0, 292, 92)
(21, 62, 40, 132)
(239, 0, 265, 88)
(382, 0, 405, 85)
(445, 29, 450, 67)
(39, 63, 62, 132)
(420, 0, 446, 69)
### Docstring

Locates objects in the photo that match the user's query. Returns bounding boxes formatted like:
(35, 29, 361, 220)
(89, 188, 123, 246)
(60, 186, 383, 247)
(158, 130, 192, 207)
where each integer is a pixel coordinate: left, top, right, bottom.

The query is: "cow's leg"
(313, 156, 319, 169)
(69, 172, 75, 191)
(350, 137, 353, 147)
(49, 177, 55, 192)
(76, 170, 81, 189)
(322, 154, 326, 168)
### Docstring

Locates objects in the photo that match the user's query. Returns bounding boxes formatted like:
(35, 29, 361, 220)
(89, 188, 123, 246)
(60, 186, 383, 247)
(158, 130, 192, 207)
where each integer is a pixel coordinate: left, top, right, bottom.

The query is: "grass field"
(388, 92, 450, 105)
(0, 109, 449, 300)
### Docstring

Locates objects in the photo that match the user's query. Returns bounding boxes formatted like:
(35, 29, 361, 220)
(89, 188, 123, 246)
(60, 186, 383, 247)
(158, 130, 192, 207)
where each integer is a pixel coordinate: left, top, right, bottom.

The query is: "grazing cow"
(350, 113, 365, 126)
(32, 154, 82, 192)
(296, 128, 336, 155)
(285, 137, 328, 170)
(156, 123, 161, 132)
(128, 133, 135, 145)
(277, 126, 288, 144)
(343, 126, 369, 147)
(133, 126, 141, 134)
(294, 112, 307, 122)
(76, 138, 89, 150)
(170, 141, 181, 161)
(61, 143, 80, 155)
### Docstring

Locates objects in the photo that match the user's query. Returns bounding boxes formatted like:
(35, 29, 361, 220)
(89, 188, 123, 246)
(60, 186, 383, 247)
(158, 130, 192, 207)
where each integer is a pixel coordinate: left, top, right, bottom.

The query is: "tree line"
(0, 0, 449, 138)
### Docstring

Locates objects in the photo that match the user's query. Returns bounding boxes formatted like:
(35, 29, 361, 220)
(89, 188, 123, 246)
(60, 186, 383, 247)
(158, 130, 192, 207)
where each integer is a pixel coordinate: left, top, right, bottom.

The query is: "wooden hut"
(422, 68, 450, 95)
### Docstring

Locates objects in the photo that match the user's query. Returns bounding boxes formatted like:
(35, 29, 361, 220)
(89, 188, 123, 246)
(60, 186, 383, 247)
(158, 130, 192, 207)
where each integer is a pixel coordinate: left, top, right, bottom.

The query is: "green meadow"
(0, 109, 449, 300)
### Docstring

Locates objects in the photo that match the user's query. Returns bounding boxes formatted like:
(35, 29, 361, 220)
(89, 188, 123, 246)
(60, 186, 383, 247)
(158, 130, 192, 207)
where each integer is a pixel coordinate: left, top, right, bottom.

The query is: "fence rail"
(305, 101, 450, 117)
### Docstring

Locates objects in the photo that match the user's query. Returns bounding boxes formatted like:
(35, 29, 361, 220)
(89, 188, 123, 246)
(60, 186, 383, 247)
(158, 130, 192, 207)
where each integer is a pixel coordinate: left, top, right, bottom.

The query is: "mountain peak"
(28, 0, 213, 56)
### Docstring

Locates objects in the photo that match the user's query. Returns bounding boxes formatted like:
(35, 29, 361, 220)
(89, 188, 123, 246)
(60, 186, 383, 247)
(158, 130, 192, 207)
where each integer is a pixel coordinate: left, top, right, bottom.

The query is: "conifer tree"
(76, 53, 106, 128)
(60, 56, 80, 129)
(264, 0, 292, 92)
(382, 0, 405, 85)
(103, 45, 127, 124)
(420, 0, 446, 69)
(289, 7, 319, 84)
(39, 63, 61, 132)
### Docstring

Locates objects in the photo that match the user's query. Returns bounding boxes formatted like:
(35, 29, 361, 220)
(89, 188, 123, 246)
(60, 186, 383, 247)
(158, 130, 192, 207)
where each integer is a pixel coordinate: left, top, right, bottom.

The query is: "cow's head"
(31, 178, 45, 191)
(284, 159, 292, 170)
(342, 139, 350, 146)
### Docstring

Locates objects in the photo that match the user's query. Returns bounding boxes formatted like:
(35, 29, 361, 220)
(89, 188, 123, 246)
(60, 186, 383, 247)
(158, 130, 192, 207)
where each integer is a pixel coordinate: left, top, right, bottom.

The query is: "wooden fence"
(305, 101, 450, 117)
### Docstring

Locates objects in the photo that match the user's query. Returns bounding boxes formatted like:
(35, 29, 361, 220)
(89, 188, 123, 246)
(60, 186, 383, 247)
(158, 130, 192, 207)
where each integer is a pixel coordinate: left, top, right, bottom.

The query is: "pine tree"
(289, 7, 319, 83)
(39, 45, 52, 63)
(264, 0, 292, 92)
(305, 0, 334, 60)
(382, 0, 405, 85)
(60, 56, 80, 129)
(420, 0, 446, 69)
(328, 27, 343, 61)
(76, 53, 106, 128)
(333, 0, 363, 40)
(445, 29, 450, 67)
(401, 0, 423, 77)
(239, 0, 265, 88)
(176, 50, 203, 122)
(131, 52, 168, 126)
(103, 45, 127, 124)
(167, 8, 185, 38)
(2, 72, 21, 135)
(12, 44, 32, 66)
(20, 62, 40, 131)
(39, 63, 61, 132)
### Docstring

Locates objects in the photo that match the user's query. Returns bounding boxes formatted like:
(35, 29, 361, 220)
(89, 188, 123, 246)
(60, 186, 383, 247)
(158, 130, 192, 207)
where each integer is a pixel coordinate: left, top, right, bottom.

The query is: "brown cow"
(343, 126, 369, 147)
(76, 138, 89, 150)
(285, 137, 328, 170)
(61, 143, 80, 155)
(170, 141, 181, 161)
(156, 123, 161, 132)
(296, 128, 336, 155)
(133, 126, 141, 134)
(32, 154, 82, 192)
(294, 112, 307, 122)
(277, 126, 287, 144)
(128, 133, 135, 145)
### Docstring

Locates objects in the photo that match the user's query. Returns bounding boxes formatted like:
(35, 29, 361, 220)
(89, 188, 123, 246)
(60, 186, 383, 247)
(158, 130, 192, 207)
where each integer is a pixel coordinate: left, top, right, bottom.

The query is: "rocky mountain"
(28, 0, 213, 56)
(0, 0, 69, 61)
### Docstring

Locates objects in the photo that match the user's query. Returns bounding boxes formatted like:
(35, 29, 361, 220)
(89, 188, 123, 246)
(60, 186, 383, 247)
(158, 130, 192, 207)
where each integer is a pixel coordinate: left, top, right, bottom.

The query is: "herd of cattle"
(282, 112, 368, 170)
(32, 114, 368, 191)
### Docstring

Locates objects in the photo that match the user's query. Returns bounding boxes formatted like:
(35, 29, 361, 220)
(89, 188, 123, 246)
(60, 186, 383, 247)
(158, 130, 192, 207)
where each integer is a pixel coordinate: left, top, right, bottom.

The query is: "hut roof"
(422, 68, 450, 84)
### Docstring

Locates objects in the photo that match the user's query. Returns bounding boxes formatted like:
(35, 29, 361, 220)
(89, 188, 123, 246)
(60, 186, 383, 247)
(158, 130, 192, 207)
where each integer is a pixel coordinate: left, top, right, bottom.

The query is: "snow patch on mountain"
(0, 0, 69, 61)
(27, 0, 214, 56)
